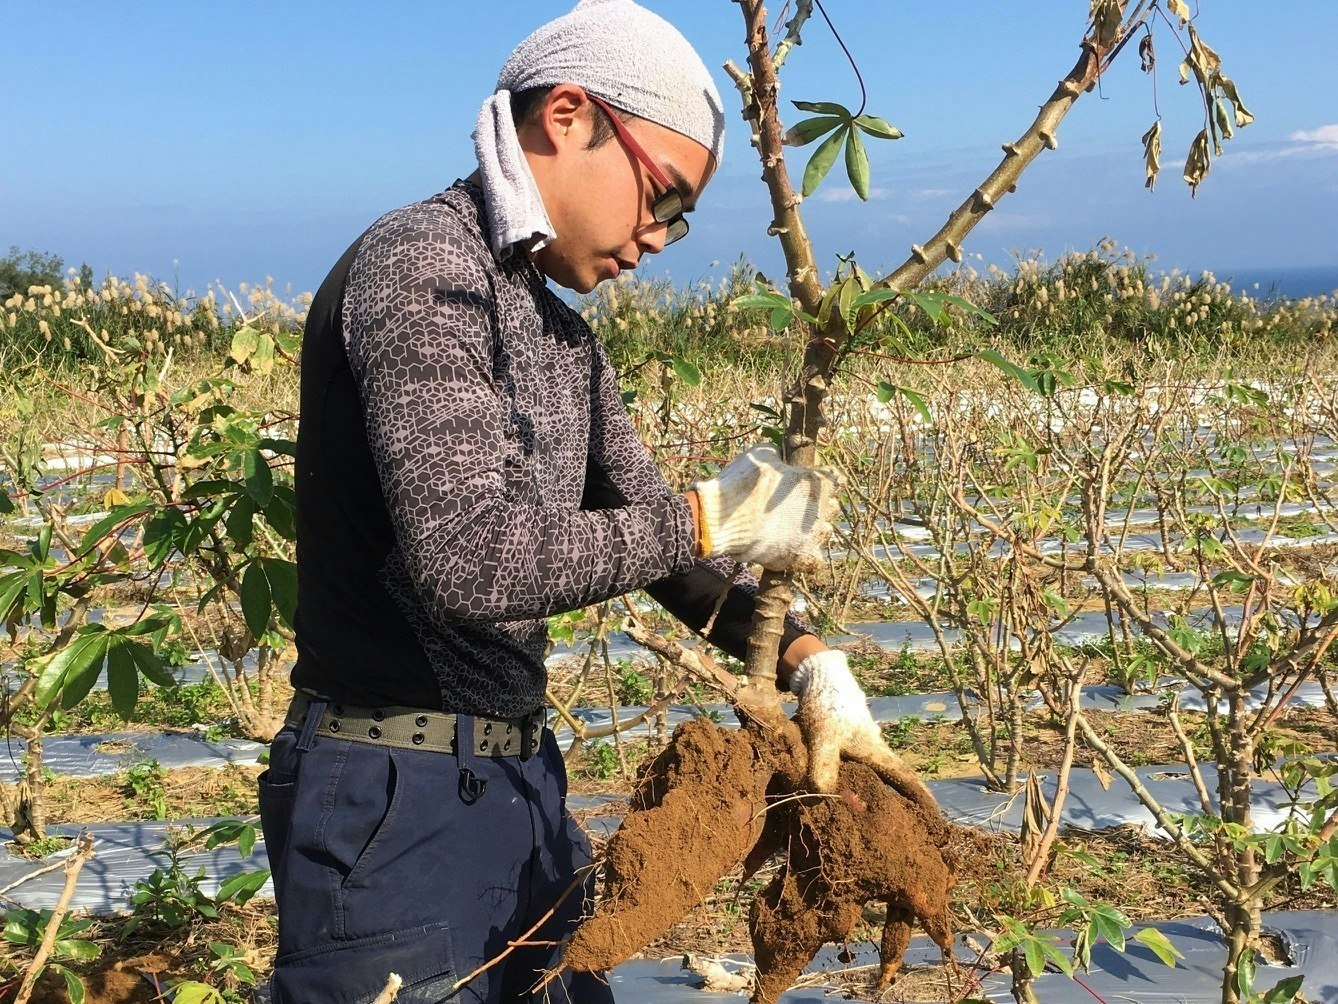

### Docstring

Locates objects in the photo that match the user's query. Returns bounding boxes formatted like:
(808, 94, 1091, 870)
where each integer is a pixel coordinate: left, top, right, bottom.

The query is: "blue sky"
(4, 1, 1336, 299)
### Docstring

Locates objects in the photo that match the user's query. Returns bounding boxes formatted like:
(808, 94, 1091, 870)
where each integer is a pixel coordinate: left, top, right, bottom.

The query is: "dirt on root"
(562, 719, 773, 974)
(563, 714, 963, 1004)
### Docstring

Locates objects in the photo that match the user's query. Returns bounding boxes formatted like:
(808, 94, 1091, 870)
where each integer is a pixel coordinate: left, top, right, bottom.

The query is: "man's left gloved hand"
(788, 650, 936, 815)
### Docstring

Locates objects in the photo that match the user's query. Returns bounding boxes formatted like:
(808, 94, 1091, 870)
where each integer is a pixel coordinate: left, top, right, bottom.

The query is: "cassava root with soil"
(563, 689, 960, 1004)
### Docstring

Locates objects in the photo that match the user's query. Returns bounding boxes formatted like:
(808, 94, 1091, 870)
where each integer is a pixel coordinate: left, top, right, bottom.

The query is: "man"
(259, 2, 894, 1001)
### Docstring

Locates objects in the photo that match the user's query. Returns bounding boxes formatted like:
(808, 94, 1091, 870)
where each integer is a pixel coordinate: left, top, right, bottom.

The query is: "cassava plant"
(563, 3, 1255, 1002)
(0, 284, 302, 840)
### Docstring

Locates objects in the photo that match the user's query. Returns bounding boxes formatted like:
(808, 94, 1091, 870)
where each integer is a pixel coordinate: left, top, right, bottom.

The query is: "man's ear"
(537, 83, 594, 152)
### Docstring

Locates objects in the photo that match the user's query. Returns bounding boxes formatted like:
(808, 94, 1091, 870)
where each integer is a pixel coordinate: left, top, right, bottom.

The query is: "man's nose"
(636, 220, 669, 255)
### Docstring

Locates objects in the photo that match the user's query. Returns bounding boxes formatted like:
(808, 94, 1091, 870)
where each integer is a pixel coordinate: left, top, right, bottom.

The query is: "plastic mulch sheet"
(0, 731, 266, 783)
(606, 912, 1338, 1003)
(0, 819, 271, 913)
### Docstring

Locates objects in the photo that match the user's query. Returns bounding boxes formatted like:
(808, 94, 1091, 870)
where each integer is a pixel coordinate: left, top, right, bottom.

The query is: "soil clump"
(564, 708, 959, 1004)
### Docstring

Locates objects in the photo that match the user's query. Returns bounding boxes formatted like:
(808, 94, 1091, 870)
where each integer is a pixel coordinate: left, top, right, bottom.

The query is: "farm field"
(1, 255, 1337, 1002)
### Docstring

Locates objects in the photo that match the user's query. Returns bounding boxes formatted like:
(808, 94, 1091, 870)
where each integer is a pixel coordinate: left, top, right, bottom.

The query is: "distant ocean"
(1196, 265, 1338, 301)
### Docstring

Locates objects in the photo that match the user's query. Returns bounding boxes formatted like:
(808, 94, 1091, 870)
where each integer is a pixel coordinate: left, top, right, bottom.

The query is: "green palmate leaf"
(851, 287, 902, 310)
(670, 358, 701, 387)
(802, 125, 849, 197)
(0, 570, 29, 626)
(256, 437, 298, 458)
(225, 496, 256, 550)
(201, 819, 250, 849)
(1133, 926, 1184, 967)
(1211, 569, 1255, 590)
(55, 936, 101, 961)
(34, 630, 107, 709)
(937, 293, 998, 324)
(976, 349, 1040, 393)
(172, 983, 227, 1004)
(143, 507, 188, 568)
(259, 557, 298, 630)
(1091, 905, 1129, 951)
(54, 965, 86, 1004)
(58, 632, 113, 711)
(1259, 976, 1305, 1003)
(844, 127, 870, 200)
(180, 479, 243, 501)
(228, 326, 260, 365)
(875, 382, 932, 425)
(242, 449, 274, 507)
(75, 501, 155, 561)
(263, 484, 297, 541)
(105, 641, 140, 720)
(216, 868, 271, 906)
(1023, 938, 1046, 980)
(240, 562, 272, 640)
(733, 290, 793, 313)
(792, 99, 852, 116)
(784, 115, 845, 147)
(252, 334, 276, 374)
(35, 524, 53, 562)
(854, 114, 903, 140)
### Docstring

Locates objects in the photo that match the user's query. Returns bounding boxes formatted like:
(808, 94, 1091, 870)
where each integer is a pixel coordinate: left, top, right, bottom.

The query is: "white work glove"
(690, 445, 839, 572)
(789, 650, 936, 815)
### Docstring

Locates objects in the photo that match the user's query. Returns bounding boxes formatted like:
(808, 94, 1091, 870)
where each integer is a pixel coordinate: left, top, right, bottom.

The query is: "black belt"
(284, 693, 545, 759)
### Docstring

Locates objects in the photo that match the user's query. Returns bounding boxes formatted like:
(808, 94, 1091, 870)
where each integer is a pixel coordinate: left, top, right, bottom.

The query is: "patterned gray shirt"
(292, 181, 805, 717)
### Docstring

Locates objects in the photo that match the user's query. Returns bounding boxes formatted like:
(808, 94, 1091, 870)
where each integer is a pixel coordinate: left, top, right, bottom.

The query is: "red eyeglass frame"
(585, 93, 689, 245)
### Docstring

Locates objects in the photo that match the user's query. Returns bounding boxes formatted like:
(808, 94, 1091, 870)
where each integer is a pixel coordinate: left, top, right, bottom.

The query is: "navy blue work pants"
(259, 708, 615, 1003)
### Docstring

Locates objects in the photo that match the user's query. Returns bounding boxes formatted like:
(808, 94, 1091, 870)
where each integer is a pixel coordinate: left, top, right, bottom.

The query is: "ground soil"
(1, 659, 1334, 1002)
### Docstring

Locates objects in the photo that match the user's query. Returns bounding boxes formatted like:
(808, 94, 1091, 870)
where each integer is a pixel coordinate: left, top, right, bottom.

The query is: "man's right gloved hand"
(688, 445, 840, 572)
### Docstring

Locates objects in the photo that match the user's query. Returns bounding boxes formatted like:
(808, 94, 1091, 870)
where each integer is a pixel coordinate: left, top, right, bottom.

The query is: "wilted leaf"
(1218, 75, 1254, 126)
(102, 487, 131, 509)
(1141, 119, 1163, 190)
(1139, 33, 1155, 73)
(1183, 129, 1211, 196)
(1166, 0, 1190, 25)
(1089, 0, 1122, 47)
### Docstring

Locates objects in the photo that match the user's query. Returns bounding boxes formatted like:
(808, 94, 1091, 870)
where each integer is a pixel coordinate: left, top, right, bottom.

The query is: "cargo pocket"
(257, 768, 296, 890)
(269, 920, 456, 1004)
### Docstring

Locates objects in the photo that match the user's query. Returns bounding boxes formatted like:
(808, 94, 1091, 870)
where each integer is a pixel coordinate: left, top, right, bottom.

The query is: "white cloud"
(1290, 124, 1338, 146)
(913, 187, 953, 200)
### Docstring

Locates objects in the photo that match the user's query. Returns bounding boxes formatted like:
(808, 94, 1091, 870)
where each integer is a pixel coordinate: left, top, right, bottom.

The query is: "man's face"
(523, 87, 716, 294)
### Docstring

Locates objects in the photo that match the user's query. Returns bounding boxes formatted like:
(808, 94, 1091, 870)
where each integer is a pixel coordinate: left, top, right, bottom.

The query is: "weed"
(587, 741, 621, 780)
(123, 758, 169, 820)
(617, 665, 654, 706)
(883, 716, 920, 748)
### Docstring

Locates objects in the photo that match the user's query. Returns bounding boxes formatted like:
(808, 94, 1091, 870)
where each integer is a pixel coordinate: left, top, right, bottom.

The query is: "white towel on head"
(473, 91, 557, 257)
(473, 0, 726, 258)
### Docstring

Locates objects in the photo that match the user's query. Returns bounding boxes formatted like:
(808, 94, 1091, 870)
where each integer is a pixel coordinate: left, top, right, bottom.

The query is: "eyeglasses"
(586, 93, 689, 246)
